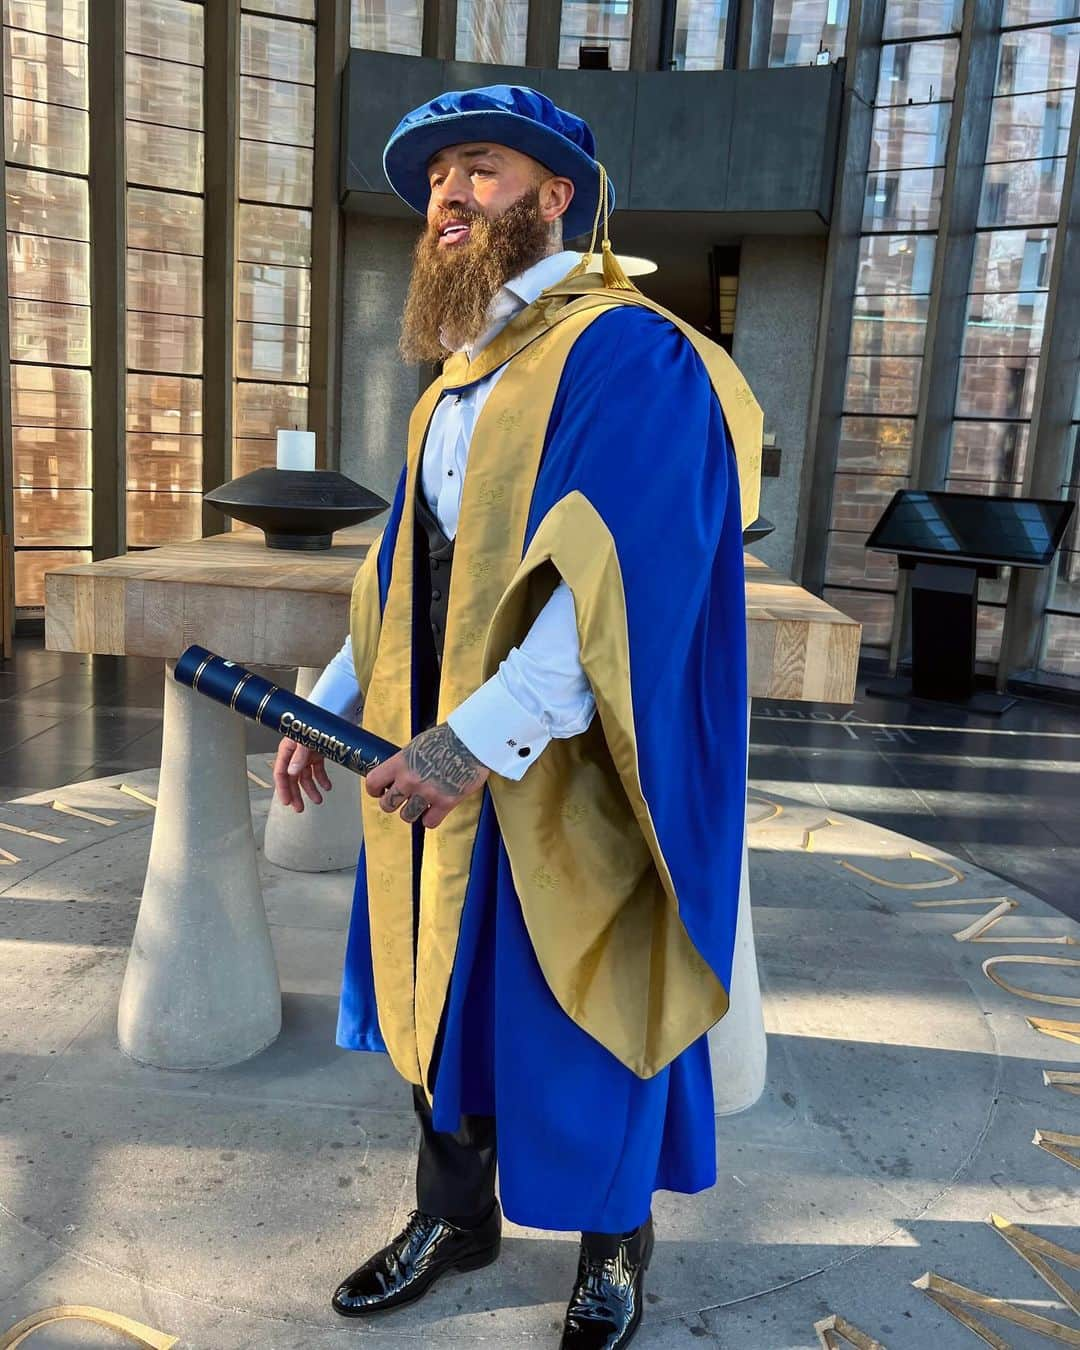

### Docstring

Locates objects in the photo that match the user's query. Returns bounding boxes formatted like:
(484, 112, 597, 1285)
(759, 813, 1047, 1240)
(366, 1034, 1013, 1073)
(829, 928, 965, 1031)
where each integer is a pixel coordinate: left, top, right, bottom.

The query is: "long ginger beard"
(399, 188, 556, 364)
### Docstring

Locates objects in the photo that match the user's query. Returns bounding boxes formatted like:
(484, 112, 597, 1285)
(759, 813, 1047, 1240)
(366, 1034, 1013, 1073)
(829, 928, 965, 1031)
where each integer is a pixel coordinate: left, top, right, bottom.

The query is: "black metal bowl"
(205, 467, 390, 550)
(743, 515, 775, 545)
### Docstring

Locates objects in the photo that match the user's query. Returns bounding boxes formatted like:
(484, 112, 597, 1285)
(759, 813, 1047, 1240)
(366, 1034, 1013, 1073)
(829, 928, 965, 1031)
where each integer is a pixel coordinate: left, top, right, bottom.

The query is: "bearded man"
(272, 85, 762, 1350)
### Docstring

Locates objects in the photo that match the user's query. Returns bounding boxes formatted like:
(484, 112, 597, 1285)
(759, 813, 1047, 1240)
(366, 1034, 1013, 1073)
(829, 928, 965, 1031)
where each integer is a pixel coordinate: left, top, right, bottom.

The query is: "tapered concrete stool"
(117, 664, 281, 1069)
(263, 666, 362, 872)
(709, 698, 767, 1115)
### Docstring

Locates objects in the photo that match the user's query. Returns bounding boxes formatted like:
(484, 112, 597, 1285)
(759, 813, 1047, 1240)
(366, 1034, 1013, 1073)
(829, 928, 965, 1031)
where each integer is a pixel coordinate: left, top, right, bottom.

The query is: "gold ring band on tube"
(229, 674, 252, 710)
(191, 655, 213, 691)
(255, 686, 278, 723)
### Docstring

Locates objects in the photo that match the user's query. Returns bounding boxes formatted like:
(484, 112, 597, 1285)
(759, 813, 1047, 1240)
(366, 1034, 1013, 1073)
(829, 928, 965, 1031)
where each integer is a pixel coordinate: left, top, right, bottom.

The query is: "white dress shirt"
(307, 249, 596, 781)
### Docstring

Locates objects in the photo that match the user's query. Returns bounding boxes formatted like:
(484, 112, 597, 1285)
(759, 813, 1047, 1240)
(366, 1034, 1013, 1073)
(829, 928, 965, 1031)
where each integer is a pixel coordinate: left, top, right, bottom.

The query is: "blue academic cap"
(382, 84, 615, 241)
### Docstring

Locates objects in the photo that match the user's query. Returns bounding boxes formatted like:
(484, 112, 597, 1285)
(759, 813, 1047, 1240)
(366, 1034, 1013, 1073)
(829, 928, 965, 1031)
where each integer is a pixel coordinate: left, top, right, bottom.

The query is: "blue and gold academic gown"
(336, 276, 763, 1233)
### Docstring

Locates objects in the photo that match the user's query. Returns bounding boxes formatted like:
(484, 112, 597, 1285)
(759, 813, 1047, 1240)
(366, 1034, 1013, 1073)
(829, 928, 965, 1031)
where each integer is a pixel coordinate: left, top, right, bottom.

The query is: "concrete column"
(709, 698, 768, 1115)
(308, 0, 350, 471)
(526, 0, 561, 69)
(795, 0, 886, 593)
(340, 214, 421, 505)
(732, 236, 828, 578)
(0, 56, 12, 655)
(736, 0, 775, 70)
(117, 664, 281, 1069)
(630, 0, 665, 70)
(422, 0, 457, 58)
(999, 55, 1080, 682)
(905, 0, 1005, 495)
(888, 0, 1005, 673)
(201, 0, 238, 528)
(263, 666, 363, 872)
(87, 0, 126, 559)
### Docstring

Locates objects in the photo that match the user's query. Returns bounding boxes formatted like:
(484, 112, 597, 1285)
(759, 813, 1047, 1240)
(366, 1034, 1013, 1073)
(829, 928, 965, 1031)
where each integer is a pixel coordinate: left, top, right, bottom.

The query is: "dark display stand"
(862, 489, 1076, 719)
(866, 558, 1017, 715)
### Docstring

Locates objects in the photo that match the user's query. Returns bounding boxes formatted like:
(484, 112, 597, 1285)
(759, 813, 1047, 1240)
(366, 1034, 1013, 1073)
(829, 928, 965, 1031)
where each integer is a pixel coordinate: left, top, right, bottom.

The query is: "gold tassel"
(601, 238, 635, 291)
(572, 163, 639, 292)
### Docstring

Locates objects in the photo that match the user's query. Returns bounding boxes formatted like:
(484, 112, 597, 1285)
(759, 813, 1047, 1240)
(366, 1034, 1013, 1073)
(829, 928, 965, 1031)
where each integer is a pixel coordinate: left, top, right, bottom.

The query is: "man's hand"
(273, 737, 332, 813)
(365, 723, 490, 829)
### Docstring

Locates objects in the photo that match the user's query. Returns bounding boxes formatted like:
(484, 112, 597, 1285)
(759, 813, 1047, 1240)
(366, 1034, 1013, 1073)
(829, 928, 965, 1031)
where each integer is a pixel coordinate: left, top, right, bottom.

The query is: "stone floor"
(0, 754, 1077, 1348)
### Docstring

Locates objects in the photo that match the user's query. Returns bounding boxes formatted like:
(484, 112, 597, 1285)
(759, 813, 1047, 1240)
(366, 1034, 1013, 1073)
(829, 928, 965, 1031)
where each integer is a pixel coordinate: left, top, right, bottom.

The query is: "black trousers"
(412, 1088, 637, 1252)
(410, 519, 635, 1255)
(413, 1085, 498, 1227)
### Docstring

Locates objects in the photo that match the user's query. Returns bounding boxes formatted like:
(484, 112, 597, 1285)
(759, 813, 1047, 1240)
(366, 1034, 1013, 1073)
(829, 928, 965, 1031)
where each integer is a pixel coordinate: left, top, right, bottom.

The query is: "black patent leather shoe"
(560, 1216, 655, 1349)
(331, 1203, 501, 1317)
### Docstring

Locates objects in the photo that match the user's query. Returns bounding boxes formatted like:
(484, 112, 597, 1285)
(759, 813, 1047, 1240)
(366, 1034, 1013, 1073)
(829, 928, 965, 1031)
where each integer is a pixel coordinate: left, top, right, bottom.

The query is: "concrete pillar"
(308, 0, 350, 472)
(904, 0, 1006, 496)
(1000, 55, 1080, 682)
(526, 0, 560, 68)
(736, 0, 775, 70)
(732, 236, 827, 578)
(117, 664, 281, 1069)
(630, 0, 664, 70)
(794, 0, 886, 593)
(201, 0, 238, 530)
(263, 666, 363, 872)
(709, 697, 768, 1114)
(422, 0, 457, 58)
(340, 214, 421, 506)
(888, 0, 1005, 673)
(87, 0, 126, 560)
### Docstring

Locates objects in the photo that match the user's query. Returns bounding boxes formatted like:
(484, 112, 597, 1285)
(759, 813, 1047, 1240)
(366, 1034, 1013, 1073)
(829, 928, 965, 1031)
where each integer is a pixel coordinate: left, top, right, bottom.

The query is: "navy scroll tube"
(173, 646, 399, 774)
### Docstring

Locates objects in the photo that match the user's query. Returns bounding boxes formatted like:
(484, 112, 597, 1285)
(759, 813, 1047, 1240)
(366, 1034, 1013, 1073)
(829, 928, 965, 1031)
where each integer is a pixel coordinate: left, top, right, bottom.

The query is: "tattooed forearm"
(404, 724, 485, 795)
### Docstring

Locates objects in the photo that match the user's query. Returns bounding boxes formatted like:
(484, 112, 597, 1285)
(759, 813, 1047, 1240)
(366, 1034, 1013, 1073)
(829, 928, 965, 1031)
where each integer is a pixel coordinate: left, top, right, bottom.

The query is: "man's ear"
(539, 175, 575, 224)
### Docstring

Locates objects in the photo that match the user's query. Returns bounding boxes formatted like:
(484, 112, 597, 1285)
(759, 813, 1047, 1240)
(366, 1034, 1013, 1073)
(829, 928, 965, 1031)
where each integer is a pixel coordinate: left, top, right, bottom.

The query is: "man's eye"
(471, 167, 493, 177)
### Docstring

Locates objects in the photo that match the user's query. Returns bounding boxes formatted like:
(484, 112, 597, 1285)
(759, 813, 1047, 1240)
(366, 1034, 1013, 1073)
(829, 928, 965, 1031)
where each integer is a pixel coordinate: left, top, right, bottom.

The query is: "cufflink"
(517, 747, 530, 758)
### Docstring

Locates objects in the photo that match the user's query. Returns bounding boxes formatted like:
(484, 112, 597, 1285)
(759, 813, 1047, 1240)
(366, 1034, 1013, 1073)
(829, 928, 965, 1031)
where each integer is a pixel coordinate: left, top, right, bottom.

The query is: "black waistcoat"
(413, 483, 455, 729)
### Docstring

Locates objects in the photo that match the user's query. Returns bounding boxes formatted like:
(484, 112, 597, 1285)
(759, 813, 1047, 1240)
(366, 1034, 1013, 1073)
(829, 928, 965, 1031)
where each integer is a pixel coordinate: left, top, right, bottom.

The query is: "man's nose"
(431, 166, 472, 210)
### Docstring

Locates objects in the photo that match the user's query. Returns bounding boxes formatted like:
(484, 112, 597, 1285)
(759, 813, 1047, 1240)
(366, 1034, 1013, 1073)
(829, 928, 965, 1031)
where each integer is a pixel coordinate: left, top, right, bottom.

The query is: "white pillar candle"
(276, 428, 316, 471)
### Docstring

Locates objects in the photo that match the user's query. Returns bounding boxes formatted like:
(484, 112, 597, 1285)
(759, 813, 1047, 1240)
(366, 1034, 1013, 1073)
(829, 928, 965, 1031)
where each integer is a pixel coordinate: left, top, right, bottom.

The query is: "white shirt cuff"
(306, 636, 363, 723)
(448, 673, 553, 781)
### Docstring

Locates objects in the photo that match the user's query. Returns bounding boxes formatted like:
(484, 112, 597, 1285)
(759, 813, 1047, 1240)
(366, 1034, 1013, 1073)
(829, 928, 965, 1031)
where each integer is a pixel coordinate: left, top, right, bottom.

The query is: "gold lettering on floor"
(802, 818, 843, 851)
(840, 850, 963, 890)
(747, 794, 783, 824)
(982, 955, 1080, 1007)
(814, 1313, 889, 1348)
(0, 819, 64, 845)
(910, 894, 1079, 944)
(915, 1215, 1080, 1347)
(1033, 1128, 1080, 1172)
(1029, 1017, 1080, 1046)
(1043, 1070, 1080, 1095)
(0, 1305, 177, 1348)
(52, 800, 117, 826)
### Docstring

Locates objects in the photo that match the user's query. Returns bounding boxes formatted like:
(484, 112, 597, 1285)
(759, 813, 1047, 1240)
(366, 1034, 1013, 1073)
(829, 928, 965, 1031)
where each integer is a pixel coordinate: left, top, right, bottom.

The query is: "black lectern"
(865, 489, 1075, 713)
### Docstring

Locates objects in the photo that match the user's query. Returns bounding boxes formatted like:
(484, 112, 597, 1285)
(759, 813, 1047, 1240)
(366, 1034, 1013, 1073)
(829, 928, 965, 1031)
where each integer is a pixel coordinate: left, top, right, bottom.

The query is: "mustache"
(428, 206, 485, 238)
